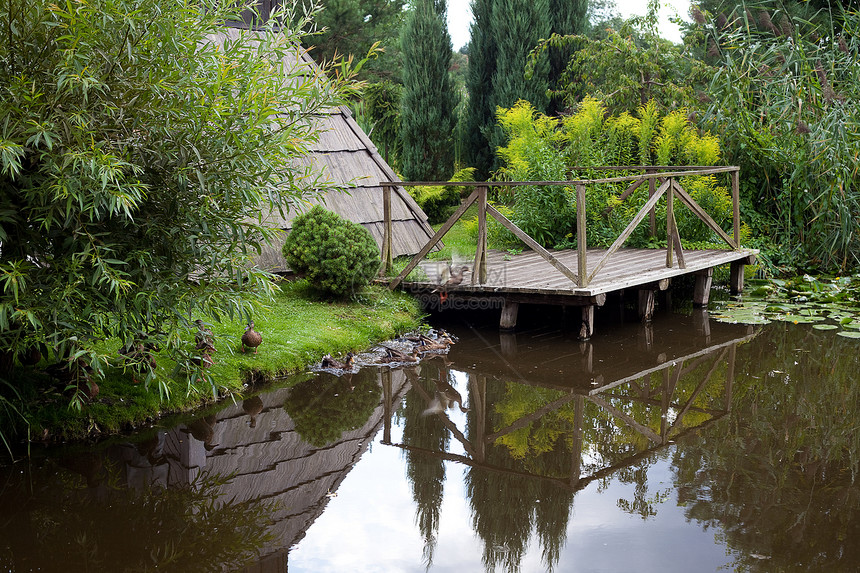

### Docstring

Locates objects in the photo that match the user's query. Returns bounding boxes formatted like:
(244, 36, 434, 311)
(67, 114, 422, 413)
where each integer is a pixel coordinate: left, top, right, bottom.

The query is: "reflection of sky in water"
(290, 370, 734, 572)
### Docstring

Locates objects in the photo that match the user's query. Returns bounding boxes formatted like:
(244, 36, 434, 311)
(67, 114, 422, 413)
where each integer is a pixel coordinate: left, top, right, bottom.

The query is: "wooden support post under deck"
(693, 267, 714, 307)
(500, 300, 519, 331)
(579, 305, 595, 340)
(639, 289, 656, 322)
(730, 261, 745, 294)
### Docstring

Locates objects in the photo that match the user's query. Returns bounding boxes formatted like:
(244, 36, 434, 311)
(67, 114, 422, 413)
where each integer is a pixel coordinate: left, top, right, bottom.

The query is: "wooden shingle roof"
(209, 29, 435, 272)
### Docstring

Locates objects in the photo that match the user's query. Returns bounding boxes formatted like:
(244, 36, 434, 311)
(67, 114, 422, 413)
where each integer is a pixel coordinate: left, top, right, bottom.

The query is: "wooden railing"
(382, 166, 741, 290)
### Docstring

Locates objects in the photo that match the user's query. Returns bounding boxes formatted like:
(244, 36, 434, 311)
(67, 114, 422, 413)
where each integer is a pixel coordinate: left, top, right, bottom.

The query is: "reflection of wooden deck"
(389, 247, 758, 298)
(381, 319, 758, 492)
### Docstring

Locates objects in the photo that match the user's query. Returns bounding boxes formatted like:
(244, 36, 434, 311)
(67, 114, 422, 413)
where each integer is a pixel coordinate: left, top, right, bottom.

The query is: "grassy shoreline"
(5, 279, 424, 445)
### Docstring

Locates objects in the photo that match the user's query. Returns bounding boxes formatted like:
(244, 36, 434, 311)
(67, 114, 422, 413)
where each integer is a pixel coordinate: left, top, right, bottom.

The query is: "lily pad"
(772, 314, 823, 324)
(812, 324, 839, 330)
(837, 330, 860, 339)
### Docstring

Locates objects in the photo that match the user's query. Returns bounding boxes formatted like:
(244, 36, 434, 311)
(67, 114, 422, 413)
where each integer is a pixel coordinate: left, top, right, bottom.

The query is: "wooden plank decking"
(382, 246, 758, 298)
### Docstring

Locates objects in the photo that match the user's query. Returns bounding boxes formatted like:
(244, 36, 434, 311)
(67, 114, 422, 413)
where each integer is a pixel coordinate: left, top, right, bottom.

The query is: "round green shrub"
(282, 205, 381, 298)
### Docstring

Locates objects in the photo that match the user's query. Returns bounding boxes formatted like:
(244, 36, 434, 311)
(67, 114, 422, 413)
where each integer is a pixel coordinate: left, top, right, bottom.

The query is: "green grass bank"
(5, 279, 423, 444)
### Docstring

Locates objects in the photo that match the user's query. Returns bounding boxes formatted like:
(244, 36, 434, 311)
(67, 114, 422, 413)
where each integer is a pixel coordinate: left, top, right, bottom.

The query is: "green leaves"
(0, 0, 350, 398)
(282, 205, 381, 298)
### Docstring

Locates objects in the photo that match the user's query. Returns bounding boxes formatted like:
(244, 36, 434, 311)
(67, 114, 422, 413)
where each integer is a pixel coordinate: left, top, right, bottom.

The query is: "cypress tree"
(486, 0, 551, 157)
(463, 0, 497, 180)
(463, 0, 587, 178)
(547, 0, 588, 114)
(400, 0, 460, 181)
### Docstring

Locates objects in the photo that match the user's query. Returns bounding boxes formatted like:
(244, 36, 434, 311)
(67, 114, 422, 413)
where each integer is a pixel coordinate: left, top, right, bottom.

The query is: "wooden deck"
(385, 246, 758, 298)
(378, 167, 759, 337)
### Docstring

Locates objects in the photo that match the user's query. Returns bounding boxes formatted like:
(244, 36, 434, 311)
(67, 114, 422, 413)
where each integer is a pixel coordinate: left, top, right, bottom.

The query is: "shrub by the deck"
(282, 206, 381, 298)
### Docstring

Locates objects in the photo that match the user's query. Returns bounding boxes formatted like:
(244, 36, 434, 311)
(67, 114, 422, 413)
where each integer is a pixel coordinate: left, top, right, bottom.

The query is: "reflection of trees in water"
(0, 459, 273, 572)
(672, 323, 860, 571)
(466, 378, 574, 573)
(400, 364, 450, 568)
(283, 369, 380, 446)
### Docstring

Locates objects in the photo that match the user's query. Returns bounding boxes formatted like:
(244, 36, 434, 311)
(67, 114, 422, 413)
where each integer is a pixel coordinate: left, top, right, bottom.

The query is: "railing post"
(648, 167, 657, 238)
(576, 183, 588, 287)
(472, 185, 488, 285)
(382, 184, 393, 275)
(666, 177, 675, 268)
(731, 169, 740, 248)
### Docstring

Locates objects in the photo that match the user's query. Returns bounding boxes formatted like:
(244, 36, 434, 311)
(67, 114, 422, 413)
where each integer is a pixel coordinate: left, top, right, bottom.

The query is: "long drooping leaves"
(696, 2, 860, 272)
(0, 0, 351, 391)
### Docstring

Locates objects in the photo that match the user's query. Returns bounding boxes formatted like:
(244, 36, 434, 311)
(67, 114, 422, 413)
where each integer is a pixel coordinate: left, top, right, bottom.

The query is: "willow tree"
(399, 0, 460, 181)
(0, 0, 351, 390)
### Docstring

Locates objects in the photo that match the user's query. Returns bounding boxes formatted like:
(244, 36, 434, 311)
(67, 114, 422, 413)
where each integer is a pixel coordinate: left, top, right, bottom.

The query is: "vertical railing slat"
(472, 185, 488, 284)
(382, 184, 393, 275)
(576, 184, 587, 287)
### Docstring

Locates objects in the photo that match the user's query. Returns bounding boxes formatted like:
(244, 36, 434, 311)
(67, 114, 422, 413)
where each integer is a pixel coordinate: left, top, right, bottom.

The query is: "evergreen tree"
(463, 0, 497, 180)
(486, 0, 552, 157)
(400, 0, 460, 181)
(547, 0, 588, 114)
(463, 0, 587, 178)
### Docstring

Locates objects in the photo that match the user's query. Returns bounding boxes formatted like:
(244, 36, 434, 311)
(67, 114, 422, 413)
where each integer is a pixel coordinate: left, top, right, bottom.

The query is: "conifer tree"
(462, 0, 497, 180)
(400, 0, 460, 181)
(487, 0, 552, 152)
(463, 0, 587, 178)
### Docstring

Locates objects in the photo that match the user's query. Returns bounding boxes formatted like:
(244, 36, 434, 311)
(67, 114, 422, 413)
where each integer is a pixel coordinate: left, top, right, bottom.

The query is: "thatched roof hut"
(212, 24, 435, 273)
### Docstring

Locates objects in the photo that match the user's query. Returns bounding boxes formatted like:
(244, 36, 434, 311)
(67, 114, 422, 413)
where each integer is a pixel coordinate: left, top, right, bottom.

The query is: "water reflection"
(3, 310, 860, 571)
(385, 313, 755, 571)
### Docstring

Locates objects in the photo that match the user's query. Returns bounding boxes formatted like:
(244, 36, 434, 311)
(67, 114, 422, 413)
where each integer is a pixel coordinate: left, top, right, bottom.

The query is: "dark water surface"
(2, 306, 860, 572)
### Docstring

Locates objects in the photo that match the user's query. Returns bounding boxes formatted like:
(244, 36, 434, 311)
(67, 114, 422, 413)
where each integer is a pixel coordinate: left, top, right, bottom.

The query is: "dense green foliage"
(302, 0, 406, 81)
(282, 206, 381, 298)
(464, 0, 585, 178)
(494, 98, 740, 250)
(1, 280, 421, 445)
(527, 19, 705, 115)
(692, 3, 860, 272)
(352, 80, 403, 169)
(462, 0, 498, 180)
(399, 0, 459, 181)
(406, 167, 475, 224)
(0, 0, 350, 394)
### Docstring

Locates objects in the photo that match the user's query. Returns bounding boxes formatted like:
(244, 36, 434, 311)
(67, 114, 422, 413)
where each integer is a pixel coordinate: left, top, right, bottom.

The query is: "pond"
(2, 301, 859, 572)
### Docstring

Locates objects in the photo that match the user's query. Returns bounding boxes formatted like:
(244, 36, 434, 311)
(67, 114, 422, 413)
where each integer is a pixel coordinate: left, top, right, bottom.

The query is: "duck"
(191, 340, 216, 371)
(432, 264, 469, 302)
(119, 338, 157, 384)
(321, 352, 356, 370)
(241, 321, 262, 354)
(416, 332, 455, 353)
(46, 358, 98, 400)
(378, 345, 420, 364)
(194, 319, 213, 350)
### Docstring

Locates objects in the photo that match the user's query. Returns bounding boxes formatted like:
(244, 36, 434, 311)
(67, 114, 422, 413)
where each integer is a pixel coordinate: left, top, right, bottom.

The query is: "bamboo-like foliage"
(0, 0, 353, 399)
(696, 2, 860, 272)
